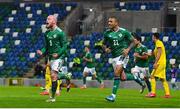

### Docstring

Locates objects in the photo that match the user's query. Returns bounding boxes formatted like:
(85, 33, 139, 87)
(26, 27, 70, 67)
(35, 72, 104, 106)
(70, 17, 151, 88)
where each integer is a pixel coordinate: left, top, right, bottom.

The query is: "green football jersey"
(41, 27, 68, 60)
(134, 44, 149, 67)
(84, 52, 95, 68)
(103, 27, 133, 58)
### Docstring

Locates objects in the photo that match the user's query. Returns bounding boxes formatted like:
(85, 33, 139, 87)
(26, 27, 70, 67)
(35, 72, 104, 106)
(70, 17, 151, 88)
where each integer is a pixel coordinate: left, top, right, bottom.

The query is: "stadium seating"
(0, 2, 179, 81)
(68, 32, 179, 80)
(0, 2, 77, 77)
(114, 1, 164, 11)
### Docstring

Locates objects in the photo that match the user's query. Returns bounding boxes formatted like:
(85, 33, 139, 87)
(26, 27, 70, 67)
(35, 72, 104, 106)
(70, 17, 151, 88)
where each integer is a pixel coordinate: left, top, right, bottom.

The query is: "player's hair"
(109, 16, 119, 23)
(133, 33, 141, 42)
(153, 33, 160, 39)
(85, 45, 90, 49)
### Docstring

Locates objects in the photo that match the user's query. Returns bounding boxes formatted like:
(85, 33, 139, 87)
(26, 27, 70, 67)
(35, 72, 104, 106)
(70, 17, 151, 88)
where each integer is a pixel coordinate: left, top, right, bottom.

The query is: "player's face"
(152, 35, 156, 42)
(84, 47, 88, 52)
(134, 38, 139, 45)
(108, 18, 118, 29)
(46, 16, 55, 29)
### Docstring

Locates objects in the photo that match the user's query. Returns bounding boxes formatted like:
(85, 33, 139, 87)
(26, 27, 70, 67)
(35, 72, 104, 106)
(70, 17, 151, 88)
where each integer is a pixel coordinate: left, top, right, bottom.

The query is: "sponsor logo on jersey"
(53, 34, 57, 38)
(118, 33, 122, 38)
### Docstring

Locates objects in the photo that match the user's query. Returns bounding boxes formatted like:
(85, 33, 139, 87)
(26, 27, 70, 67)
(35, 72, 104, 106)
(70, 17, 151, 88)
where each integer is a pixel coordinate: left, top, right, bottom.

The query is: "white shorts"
(171, 78, 176, 83)
(50, 59, 64, 72)
(112, 55, 129, 69)
(60, 66, 68, 74)
(131, 66, 150, 79)
(83, 67, 96, 75)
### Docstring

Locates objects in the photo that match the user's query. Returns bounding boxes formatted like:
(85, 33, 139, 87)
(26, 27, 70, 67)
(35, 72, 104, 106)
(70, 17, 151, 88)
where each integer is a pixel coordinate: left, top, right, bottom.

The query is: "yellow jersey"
(46, 66, 51, 75)
(154, 40, 166, 65)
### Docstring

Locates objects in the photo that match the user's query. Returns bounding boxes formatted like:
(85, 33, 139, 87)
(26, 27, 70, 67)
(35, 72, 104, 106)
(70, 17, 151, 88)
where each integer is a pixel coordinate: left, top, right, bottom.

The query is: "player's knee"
(51, 71, 58, 81)
(150, 75, 155, 79)
(171, 78, 176, 84)
(114, 71, 119, 77)
(160, 78, 166, 82)
(139, 73, 144, 79)
(131, 68, 139, 75)
(114, 65, 123, 76)
(83, 72, 87, 77)
(92, 75, 96, 79)
(144, 77, 148, 80)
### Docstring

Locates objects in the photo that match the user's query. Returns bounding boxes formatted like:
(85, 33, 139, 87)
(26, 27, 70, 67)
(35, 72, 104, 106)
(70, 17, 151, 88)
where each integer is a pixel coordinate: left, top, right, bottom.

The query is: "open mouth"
(46, 22, 49, 25)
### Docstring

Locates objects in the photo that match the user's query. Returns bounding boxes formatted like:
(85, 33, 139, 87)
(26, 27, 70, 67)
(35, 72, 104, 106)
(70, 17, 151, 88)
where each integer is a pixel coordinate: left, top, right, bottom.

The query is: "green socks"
(145, 79, 151, 92)
(112, 76, 120, 95)
(96, 77, 102, 84)
(83, 77, 86, 85)
(126, 73, 144, 86)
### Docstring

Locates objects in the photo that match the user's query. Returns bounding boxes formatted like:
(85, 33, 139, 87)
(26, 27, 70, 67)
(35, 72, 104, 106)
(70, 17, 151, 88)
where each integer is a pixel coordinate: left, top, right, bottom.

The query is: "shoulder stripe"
(120, 27, 126, 31)
(56, 27, 62, 32)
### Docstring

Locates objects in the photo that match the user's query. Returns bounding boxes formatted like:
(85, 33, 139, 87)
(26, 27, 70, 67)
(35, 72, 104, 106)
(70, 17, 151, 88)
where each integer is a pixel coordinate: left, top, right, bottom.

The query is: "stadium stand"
(114, 1, 164, 11)
(68, 32, 179, 80)
(0, 1, 179, 81)
(0, 2, 77, 77)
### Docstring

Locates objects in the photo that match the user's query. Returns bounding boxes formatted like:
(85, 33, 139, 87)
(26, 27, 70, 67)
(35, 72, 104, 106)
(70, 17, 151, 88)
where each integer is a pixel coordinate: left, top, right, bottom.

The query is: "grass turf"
(0, 86, 179, 108)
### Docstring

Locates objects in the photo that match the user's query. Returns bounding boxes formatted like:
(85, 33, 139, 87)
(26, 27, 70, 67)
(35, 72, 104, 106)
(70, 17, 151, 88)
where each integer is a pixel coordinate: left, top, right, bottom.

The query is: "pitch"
(0, 86, 179, 108)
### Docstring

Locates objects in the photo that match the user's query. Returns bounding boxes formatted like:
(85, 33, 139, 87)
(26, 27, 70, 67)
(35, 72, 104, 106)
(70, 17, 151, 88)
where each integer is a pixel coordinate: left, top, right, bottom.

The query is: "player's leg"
(81, 72, 88, 89)
(171, 78, 178, 89)
(46, 59, 63, 102)
(160, 78, 170, 98)
(105, 64, 122, 102)
(144, 77, 151, 93)
(66, 79, 71, 92)
(40, 66, 51, 95)
(56, 80, 62, 96)
(149, 65, 170, 98)
(125, 67, 145, 93)
(81, 67, 88, 89)
(92, 68, 104, 88)
(58, 66, 71, 92)
(143, 68, 151, 93)
(105, 56, 123, 102)
(175, 80, 179, 89)
(45, 71, 58, 102)
(131, 66, 139, 77)
(43, 74, 51, 95)
(125, 71, 146, 93)
(129, 67, 145, 86)
(146, 70, 156, 97)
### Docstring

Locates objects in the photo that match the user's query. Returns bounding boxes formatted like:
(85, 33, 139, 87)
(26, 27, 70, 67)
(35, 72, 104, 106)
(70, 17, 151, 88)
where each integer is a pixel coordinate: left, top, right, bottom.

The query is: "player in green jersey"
(81, 46, 104, 89)
(131, 34, 151, 94)
(103, 17, 145, 102)
(58, 57, 72, 93)
(37, 15, 70, 102)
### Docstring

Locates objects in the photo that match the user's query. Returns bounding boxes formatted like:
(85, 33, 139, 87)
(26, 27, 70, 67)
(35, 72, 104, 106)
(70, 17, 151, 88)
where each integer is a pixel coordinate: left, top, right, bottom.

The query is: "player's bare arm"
(52, 53, 59, 58)
(123, 38, 135, 56)
(36, 50, 43, 56)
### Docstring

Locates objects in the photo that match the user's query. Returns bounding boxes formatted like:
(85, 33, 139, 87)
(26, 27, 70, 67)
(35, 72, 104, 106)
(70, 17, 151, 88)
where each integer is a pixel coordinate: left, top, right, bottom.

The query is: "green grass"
(0, 86, 180, 108)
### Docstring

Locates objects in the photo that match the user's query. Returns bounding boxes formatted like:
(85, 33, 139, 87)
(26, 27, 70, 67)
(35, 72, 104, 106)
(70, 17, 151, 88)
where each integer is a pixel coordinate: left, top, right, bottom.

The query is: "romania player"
(146, 33, 170, 98)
